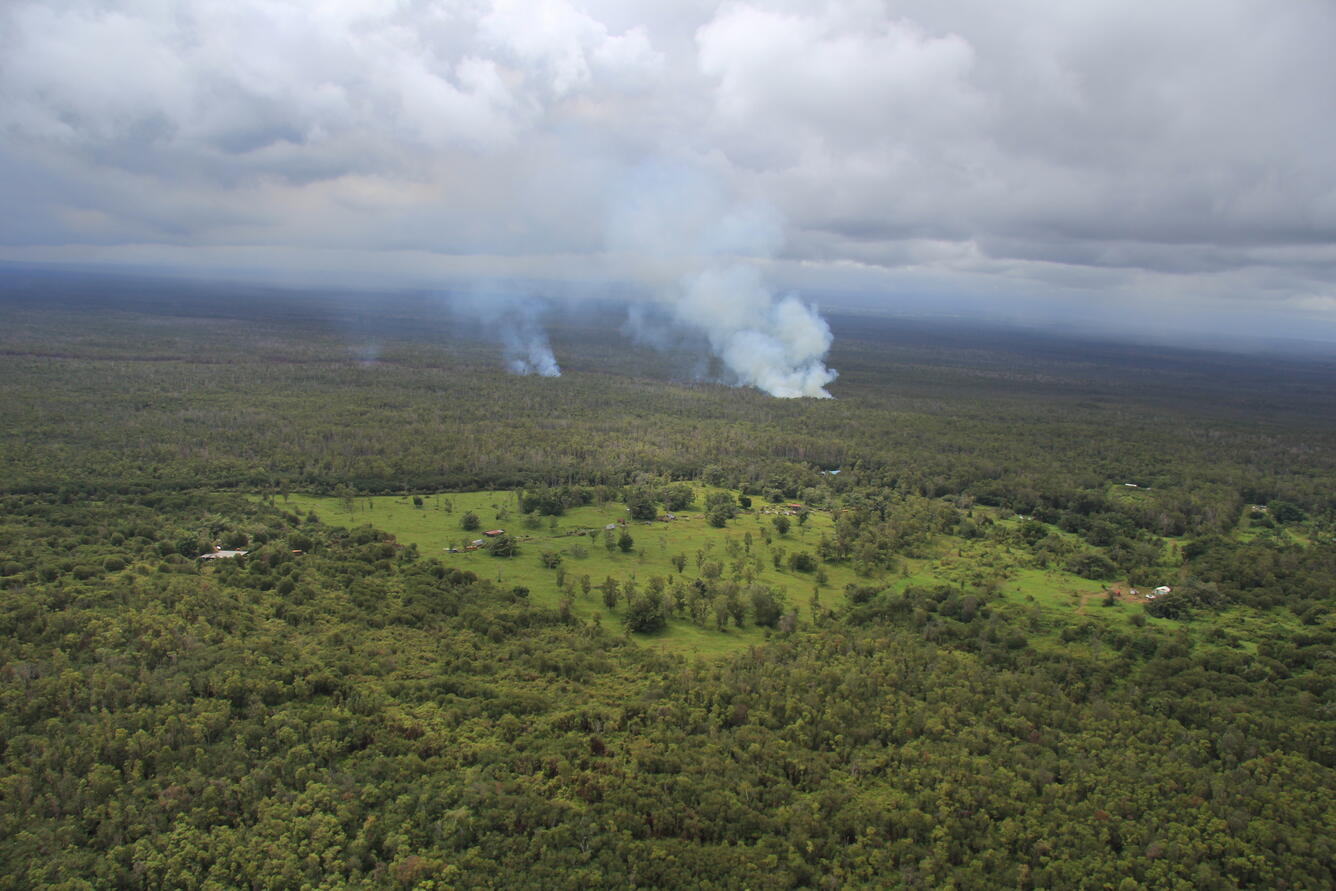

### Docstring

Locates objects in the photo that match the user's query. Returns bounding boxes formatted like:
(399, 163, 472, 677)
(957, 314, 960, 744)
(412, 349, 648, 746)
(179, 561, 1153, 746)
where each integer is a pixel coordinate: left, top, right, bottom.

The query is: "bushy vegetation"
(1, 288, 1333, 887)
(2, 492, 1333, 888)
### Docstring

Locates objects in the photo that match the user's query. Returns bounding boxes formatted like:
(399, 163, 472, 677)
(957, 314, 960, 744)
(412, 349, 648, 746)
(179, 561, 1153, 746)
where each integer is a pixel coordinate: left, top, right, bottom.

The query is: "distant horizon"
(5, 259, 1336, 363)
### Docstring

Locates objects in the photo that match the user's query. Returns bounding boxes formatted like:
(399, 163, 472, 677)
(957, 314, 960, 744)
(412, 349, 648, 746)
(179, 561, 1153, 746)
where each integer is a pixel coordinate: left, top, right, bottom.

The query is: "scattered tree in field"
(772, 515, 791, 535)
(600, 576, 619, 609)
(788, 551, 817, 572)
(660, 483, 694, 511)
(712, 597, 729, 630)
(461, 511, 480, 531)
(671, 582, 687, 614)
(626, 489, 658, 521)
(486, 534, 518, 557)
(624, 591, 667, 633)
(750, 585, 784, 627)
(617, 530, 634, 553)
(725, 587, 746, 627)
(705, 492, 737, 528)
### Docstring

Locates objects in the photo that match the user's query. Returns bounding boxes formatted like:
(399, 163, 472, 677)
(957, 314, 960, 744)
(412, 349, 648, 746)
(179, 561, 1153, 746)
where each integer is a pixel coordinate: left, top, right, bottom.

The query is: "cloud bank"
(3, 0, 1336, 346)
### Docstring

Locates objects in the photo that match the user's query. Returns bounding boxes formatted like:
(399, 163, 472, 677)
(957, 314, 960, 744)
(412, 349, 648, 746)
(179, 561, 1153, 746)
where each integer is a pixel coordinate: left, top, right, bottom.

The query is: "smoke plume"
(500, 316, 561, 377)
(448, 290, 561, 377)
(677, 265, 835, 398)
(611, 165, 836, 398)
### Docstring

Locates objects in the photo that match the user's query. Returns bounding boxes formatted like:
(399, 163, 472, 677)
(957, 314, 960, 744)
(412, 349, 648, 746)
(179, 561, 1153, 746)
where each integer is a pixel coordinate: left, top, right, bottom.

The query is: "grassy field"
(275, 488, 872, 657)
(267, 488, 1280, 657)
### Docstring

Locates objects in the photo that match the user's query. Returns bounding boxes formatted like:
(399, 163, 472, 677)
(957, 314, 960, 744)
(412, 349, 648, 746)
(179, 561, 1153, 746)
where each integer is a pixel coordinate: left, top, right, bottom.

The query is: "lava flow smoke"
(676, 265, 835, 398)
(449, 290, 561, 378)
(612, 164, 836, 398)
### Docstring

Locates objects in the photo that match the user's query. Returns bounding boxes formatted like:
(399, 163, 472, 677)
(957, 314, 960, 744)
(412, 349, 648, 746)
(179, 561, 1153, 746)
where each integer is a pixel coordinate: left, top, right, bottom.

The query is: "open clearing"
(276, 488, 868, 657)
(266, 488, 1176, 657)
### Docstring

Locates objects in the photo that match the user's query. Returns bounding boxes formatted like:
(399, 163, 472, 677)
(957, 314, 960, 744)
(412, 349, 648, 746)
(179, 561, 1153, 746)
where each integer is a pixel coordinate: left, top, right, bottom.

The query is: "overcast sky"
(4, 0, 1336, 341)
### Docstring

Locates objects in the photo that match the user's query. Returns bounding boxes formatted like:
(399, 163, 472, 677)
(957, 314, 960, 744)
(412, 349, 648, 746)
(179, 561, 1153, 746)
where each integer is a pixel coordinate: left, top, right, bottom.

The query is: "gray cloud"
(3, 0, 1336, 341)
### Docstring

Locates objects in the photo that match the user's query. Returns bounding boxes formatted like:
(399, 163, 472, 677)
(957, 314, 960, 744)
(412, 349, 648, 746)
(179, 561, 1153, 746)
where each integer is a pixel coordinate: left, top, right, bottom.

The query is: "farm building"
(484, 529, 505, 537)
(199, 549, 247, 560)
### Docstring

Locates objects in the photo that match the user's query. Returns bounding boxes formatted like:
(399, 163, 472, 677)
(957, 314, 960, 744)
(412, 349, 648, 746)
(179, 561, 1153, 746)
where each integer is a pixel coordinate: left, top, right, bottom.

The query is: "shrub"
(787, 551, 817, 572)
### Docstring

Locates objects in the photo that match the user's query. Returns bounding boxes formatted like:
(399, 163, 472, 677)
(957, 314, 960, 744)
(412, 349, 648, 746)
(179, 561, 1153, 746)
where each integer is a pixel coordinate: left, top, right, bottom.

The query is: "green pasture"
(269, 489, 1282, 657)
(274, 489, 869, 657)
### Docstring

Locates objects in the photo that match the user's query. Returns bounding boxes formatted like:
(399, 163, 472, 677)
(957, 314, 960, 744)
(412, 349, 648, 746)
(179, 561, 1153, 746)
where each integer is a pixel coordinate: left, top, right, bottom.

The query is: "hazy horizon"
(7, 260, 1336, 366)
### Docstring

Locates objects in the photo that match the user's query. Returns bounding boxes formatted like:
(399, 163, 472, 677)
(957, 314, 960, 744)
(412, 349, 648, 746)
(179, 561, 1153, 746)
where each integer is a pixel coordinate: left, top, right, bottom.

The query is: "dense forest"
(1, 274, 1334, 888)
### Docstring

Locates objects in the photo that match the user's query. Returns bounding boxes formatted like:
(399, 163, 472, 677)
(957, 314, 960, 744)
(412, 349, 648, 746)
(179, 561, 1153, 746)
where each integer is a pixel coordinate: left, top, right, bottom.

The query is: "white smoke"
(610, 164, 837, 398)
(446, 290, 560, 377)
(677, 265, 835, 398)
(500, 317, 561, 377)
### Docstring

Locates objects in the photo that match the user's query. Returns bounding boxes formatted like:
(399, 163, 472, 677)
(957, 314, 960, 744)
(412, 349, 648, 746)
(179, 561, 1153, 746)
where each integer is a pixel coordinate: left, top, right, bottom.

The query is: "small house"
(484, 529, 505, 537)
(1153, 585, 1171, 596)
